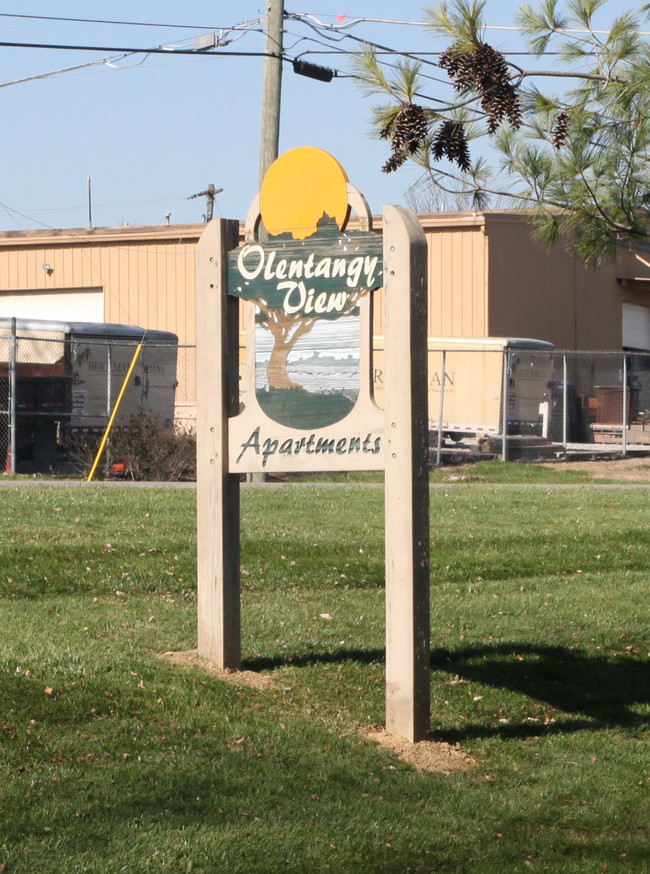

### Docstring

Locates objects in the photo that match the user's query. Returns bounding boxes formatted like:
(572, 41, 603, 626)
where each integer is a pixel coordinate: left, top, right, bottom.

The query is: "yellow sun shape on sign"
(260, 147, 350, 240)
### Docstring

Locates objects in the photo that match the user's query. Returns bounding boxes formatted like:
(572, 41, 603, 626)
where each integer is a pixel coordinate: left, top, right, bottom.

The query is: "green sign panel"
(228, 218, 383, 429)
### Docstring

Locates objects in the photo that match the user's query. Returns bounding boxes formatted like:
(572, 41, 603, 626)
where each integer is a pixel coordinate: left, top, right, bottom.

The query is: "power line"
(2, 9, 644, 49)
(0, 26, 614, 65)
(295, 47, 561, 57)
(0, 12, 526, 32)
(13, 193, 200, 213)
(286, 13, 441, 69)
(0, 33, 565, 62)
(286, 12, 650, 38)
(0, 18, 629, 99)
(0, 12, 261, 31)
(0, 39, 276, 56)
(0, 58, 113, 89)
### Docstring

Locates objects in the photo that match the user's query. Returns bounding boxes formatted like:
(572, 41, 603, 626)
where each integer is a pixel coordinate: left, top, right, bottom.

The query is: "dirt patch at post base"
(159, 651, 474, 773)
(157, 650, 275, 690)
(362, 727, 475, 774)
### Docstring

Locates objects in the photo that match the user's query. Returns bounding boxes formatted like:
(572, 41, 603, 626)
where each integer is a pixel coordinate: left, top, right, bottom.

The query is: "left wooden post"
(196, 219, 242, 668)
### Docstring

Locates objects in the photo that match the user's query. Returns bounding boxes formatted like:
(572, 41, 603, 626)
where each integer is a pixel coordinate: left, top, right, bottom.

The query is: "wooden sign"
(196, 147, 430, 741)
(227, 148, 383, 472)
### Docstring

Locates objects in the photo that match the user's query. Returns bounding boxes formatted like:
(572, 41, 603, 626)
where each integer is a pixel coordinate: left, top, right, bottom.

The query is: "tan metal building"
(1, 210, 649, 351)
(0, 224, 202, 344)
(376, 211, 650, 352)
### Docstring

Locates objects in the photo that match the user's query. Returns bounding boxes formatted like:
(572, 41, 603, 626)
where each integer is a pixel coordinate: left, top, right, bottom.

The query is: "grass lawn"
(280, 458, 640, 485)
(0, 482, 647, 872)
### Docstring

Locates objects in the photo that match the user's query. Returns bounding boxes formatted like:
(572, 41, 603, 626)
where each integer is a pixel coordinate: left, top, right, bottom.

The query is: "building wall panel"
(484, 215, 623, 350)
(420, 216, 488, 338)
(369, 214, 487, 340)
(0, 213, 647, 362)
(0, 226, 202, 344)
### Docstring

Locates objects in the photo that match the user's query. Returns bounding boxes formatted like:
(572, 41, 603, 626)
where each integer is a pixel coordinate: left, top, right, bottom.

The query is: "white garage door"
(0, 288, 104, 323)
(622, 302, 650, 350)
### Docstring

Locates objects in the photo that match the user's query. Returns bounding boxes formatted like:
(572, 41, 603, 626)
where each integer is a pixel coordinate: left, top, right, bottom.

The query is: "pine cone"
(439, 41, 522, 134)
(381, 103, 429, 172)
(551, 111, 569, 150)
(431, 120, 471, 172)
(439, 46, 478, 92)
(391, 103, 428, 154)
(382, 151, 408, 173)
(379, 119, 395, 140)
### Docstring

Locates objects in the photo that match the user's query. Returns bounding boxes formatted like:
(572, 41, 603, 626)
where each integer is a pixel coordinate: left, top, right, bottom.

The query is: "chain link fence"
(0, 324, 195, 478)
(546, 349, 650, 453)
(414, 346, 650, 462)
(2, 331, 649, 478)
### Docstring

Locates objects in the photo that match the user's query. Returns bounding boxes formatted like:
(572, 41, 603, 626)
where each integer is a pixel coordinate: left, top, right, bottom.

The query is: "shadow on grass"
(430, 642, 650, 741)
(246, 642, 650, 739)
(246, 647, 383, 672)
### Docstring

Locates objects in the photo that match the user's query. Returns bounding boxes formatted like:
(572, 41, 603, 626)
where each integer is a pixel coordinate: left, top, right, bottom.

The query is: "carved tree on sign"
(256, 287, 368, 389)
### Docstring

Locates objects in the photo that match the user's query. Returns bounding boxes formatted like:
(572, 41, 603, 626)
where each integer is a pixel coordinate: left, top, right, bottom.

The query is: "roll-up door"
(622, 302, 650, 350)
(0, 289, 104, 323)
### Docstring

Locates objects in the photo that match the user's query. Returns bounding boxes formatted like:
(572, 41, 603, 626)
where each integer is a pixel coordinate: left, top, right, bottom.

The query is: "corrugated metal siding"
(0, 227, 201, 344)
(484, 215, 623, 350)
(101, 240, 198, 342)
(485, 216, 575, 346)
(575, 260, 622, 351)
(371, 216, 488, 338)
(0, 214, 645, 359)
(424, 223, 487, 337)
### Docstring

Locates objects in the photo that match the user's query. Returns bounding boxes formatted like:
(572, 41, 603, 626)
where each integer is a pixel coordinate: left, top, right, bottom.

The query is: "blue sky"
(0, 0, 638, 231)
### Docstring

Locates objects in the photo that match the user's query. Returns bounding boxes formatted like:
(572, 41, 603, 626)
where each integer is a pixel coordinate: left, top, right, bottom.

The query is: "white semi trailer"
(0, 318, 178, 472)
(373, 335, 555, 444)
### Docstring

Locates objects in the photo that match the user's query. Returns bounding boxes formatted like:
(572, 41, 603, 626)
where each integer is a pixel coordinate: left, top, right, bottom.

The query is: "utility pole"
(188, 184, 223, 222)
(254, 1, 284, 484)
(258, 0, 285, 187)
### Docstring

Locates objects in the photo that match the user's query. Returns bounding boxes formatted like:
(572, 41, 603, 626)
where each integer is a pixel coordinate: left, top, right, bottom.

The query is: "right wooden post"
(383, 205, 431, 742)
(195, 218, 242, 669)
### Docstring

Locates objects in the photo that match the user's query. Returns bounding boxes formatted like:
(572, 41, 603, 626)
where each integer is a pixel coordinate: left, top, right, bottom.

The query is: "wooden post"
(383, 205, 430, 742)
(258, 0, 285, 187)
(196, 218, 242, 668)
